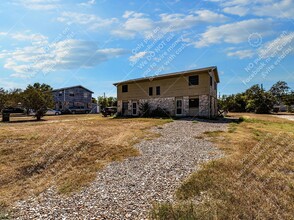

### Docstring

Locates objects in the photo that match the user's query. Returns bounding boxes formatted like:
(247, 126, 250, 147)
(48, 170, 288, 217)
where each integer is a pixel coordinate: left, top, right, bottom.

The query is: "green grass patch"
(151, 114, 294, 219)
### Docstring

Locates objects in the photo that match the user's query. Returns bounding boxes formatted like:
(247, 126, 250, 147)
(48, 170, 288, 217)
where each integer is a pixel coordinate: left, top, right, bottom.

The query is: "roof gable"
(52, 85, 94, 93)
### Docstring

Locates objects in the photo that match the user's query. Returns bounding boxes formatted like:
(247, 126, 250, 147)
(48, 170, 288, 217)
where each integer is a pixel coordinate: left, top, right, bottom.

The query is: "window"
(122, 85, 128, 93)
(149, 87, 153, 96)
(189, 75, 199, 86)
(210, 76, 213, 86)
(156, 86, 160, 95)
(69, 92, 74, 97)
(189, 98, 199, 108)
(84, 92, 88, 98)
(58, 92, 62, 96)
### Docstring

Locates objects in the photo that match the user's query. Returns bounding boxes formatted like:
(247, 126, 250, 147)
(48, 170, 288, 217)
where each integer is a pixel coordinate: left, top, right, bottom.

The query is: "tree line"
(0, 83, 118, 121)
(219, 81, 294, 114)
(0, 83, 54, 120)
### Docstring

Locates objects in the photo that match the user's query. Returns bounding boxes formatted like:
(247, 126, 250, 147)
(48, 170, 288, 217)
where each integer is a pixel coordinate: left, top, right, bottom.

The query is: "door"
(176, 99, 183, 116)
(122, 102, 128, 116)
(132, 102, 137, 116)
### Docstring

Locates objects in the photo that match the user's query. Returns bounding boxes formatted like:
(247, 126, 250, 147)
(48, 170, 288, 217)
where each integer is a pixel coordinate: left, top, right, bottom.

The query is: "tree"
(0, 88, 7, 112)
(219, 84, 275, 114)
(245, 85, 274, 114)
(3, 88, 23, 108)
(98, 96, 117, 109)
(218, 94, 246, 112)
(269, 81, 290, 104)
(92, 97, 97, 103)
(23, 83, 53, 120)
(283, 91, 294, 112)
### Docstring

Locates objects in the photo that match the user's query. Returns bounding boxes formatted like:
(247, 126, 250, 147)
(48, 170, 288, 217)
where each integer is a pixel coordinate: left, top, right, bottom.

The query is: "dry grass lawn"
(152, 113, 294, 219)
(0, 115, 169, 213)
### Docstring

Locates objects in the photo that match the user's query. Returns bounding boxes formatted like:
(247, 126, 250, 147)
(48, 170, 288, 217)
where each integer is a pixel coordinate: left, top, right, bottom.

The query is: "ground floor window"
(189, 98, 199, 108)
(132, 102, 137, 115)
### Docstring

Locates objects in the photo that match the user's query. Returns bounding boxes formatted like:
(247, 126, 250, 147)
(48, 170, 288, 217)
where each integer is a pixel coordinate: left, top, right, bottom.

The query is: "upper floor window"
(69, 92, 74, 97)
(149, 87, 153, 96)
(122, 85, 128, 93)
(210, 76, 213, 86)
(189, 75, 199, 86)
(58, 92, 62, 96)
(84, 92, 88, 98)
(156, 86, 160, 95)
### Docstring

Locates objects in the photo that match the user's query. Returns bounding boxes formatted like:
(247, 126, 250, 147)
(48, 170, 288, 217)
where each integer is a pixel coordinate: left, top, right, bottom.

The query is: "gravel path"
(274, 115, 294, 121)
(13, 119, 227, 219)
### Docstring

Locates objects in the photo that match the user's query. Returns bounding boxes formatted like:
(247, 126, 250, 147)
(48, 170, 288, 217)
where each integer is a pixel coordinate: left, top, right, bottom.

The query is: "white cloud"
(252, 0, 294, 19)
(0, 39, 128, 78)
(17, 0, 60, 10)
(112, 11, 154, 38)
(129, 51, 148, 62)
(0, 79, 25, 90)
(258, 32, 294, 58)
(123, 11, 145, 19)
(57, 12, 117, 30)
(227, 49, 254, 59)
(10, 32, 48, 44)
(113, 9, 228, 38)
(195, 19, 274, 47)
(223, 6, 249, 16)
(213, 0, 294, 19)
(194, 10, 229, 23)
(159, 10, 228, 32)
(79, 0, 95, 7)
(0, 32, 8, 36)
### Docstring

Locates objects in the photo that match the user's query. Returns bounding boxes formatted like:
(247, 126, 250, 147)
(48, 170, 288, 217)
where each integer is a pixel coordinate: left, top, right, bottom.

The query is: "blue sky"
(0, 0, 293, 97)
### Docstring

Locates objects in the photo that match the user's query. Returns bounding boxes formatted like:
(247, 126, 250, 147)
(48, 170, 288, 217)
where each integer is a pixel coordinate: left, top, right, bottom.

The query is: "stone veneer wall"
(139, 97, 176, 116)
(211, 96, 217, 117)
(117, 100, 122, 113)
(183, 96, 189, 116)
(118, 95, 212, 117)
(199, 95, 210, 117)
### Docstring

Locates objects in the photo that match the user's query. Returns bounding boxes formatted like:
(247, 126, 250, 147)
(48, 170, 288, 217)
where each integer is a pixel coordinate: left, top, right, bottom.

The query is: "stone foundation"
(118, 95, 215, 118)
(199, 95, 210, 117)
(139, 97, 175, 116)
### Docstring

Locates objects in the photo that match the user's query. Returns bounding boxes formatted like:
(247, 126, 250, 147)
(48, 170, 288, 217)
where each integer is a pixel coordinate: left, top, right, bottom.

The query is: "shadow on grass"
(112, 116, 243, 124)
(1, 119, 46, 124)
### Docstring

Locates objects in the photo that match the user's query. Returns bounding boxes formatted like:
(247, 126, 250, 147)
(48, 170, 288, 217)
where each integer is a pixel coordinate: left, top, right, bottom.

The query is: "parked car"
(65, 106, 91, 114)
(102, 107, 117, 117)
(45, 109, 61, 115)
(29, 109, 61, 116)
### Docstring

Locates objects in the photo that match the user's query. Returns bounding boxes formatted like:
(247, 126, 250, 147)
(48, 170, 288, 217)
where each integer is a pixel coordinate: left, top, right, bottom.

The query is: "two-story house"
(114, 66, 219, 118)
(52, 85, 94, 111)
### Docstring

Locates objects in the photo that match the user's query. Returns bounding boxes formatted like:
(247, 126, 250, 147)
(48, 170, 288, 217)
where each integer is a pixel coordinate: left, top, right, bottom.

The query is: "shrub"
(139, 102, 151, 117)
(150, 107, 171, 118)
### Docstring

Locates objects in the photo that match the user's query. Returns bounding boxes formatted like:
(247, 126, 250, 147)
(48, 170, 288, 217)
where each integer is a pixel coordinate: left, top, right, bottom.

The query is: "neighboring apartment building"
(52, 85, 94, 111)
(114, 66, 220, 118)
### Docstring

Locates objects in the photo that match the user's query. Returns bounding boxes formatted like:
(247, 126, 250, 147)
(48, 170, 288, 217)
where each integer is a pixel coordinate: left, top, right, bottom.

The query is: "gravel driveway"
(273, 115, 294, 121)
(13, 119, 227, 220)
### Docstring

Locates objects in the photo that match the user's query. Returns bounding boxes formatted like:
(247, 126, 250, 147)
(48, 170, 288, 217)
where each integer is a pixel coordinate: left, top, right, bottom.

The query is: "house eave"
(113, 66, 220, 86)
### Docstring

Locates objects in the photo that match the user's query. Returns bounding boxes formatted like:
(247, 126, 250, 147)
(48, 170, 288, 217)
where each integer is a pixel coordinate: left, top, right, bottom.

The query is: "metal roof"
(113, 66, 219, 86)
(52, 85, 94, 93)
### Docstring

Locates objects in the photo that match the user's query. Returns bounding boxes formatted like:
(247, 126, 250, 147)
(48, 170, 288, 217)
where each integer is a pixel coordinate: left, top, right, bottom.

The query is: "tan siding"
(117, 73, 211, 100)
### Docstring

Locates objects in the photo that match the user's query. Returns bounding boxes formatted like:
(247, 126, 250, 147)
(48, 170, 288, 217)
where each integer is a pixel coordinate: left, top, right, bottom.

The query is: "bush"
(139, 102, 151, 117)
(139, 102, 171, 118)
(150, 107, 171, 118)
